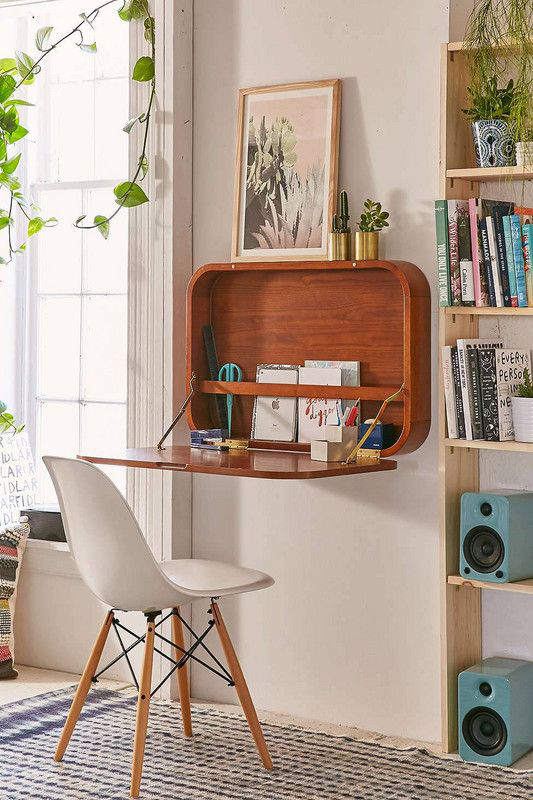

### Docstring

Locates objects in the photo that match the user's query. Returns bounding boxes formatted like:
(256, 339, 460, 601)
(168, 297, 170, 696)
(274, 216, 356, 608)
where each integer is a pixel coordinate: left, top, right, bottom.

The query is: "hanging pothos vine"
(0, 0, 155, 266)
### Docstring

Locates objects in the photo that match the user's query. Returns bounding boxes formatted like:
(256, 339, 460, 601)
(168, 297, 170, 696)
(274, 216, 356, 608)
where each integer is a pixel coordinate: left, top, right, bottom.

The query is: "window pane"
(36, 400, 80, 504)
(81, 295, 127, 402)
(81, 402, 127, 495)
(37, 189, 83, 294)
(94, 11, 130, 79)
(38, 297, 81, 398)
(85, 189, 128, 294)
(94, 78, 130, 179)
(49, 82, 95, 181)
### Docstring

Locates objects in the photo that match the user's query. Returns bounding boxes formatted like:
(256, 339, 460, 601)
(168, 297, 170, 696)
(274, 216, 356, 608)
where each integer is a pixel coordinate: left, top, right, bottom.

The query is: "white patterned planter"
(472, 120, 516, 168)
(511, 397, 533, 443)
(516, 141, 533, 167)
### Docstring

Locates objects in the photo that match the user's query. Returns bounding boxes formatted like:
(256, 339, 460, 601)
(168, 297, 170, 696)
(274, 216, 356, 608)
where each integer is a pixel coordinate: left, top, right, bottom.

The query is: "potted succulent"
(354, 199, 389, 260)
(511, 368, 533, 443)
(463, 78, 516, 167)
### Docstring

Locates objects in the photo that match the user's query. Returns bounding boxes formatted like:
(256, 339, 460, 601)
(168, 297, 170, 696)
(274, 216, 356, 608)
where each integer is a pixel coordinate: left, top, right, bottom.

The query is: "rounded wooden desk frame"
(186, 260, 431, 458)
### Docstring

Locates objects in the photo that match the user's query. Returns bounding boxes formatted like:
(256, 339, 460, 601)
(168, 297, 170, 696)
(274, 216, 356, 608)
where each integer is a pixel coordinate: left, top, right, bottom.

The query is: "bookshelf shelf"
(444, 307, 533, 316)
(199, 380, 402, 402)
(446, 166, 533, 182)
(448, 574, 533, 595)
(444, 438, 533, 453)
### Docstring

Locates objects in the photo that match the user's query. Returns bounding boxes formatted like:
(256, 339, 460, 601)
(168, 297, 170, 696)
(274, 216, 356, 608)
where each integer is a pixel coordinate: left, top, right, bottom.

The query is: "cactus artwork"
(234, 81, 339, 258)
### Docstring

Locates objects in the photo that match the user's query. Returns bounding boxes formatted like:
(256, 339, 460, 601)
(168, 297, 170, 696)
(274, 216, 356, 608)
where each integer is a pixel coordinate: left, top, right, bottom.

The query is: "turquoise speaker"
(459, 658, 533, 766)
(460, 490, 533, 582)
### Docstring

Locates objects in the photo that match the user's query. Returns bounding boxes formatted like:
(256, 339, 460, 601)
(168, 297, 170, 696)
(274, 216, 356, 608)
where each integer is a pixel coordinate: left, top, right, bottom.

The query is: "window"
(0, 1, 130, 502)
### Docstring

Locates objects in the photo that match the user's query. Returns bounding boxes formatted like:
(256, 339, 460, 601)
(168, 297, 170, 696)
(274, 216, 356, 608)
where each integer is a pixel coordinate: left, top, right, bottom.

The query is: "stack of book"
(435, 199, 533, 307)
(442, 340, 531, 441)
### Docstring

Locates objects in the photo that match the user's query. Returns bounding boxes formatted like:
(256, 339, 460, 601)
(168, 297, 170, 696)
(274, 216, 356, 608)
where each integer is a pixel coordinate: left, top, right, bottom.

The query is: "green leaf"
(15, 51, 38, 84)
(0, 211, 11, 231)
(94, 215, 110, 239)
(132, 56, 154, 82)
(4, 98, 35, 108)
(1, 153, 21, 174)
(138, 155, 148, 179)
(0, 107, 18, 134)
(113, 180, 149, 207)
(0, 58, 17, 75)
(0, 140, 5, 161)
(36, 26, 54, 51)
(123, 113, 143, 133)
(78, 42, 97, 54)
(144, 16, 155, 43)
(28, 217, 45, 236)
(75, 214, 87, 225)
(0, 256, 7, 265)
(118, 0, 146, 21)
(8, 125, 28, 143)
(0, 401, 6, 414)
(0, 74, 16, 103)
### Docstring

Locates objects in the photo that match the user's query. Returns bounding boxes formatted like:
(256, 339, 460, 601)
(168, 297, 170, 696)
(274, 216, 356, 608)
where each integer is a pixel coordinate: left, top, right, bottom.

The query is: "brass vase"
(354, 231, 379, 260)
(328, 231, 352, 261)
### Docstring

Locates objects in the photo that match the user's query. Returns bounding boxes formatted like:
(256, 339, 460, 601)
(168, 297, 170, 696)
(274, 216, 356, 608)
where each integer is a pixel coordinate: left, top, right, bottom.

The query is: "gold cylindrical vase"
(354, 231, 379, 260)
(328, 231, 351, 261)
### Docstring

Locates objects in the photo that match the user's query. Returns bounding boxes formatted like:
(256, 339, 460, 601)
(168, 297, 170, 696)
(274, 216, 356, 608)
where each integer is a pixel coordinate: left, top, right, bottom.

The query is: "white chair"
(44, 456, 274, 798)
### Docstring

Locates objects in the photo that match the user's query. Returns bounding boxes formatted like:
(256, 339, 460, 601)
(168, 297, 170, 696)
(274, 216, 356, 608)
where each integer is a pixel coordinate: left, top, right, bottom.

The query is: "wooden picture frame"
(231, 79, 341, 262)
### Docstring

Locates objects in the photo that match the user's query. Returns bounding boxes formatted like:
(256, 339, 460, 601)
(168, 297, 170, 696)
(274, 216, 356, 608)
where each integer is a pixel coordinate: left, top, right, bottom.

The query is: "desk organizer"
(186, 260, 431, 458)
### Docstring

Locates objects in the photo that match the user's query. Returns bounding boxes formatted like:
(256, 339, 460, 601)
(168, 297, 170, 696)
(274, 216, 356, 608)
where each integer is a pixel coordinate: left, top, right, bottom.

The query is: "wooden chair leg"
(211, 601, 273, 770)
(130, 616, 156, 799)
(172, 608, 192, 737)
(54, 610, 114, 762)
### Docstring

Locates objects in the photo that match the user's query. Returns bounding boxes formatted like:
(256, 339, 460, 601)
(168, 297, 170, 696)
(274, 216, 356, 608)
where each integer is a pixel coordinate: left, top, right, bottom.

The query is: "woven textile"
(0, 521, 29, 679)
(1, 687, 533, 799)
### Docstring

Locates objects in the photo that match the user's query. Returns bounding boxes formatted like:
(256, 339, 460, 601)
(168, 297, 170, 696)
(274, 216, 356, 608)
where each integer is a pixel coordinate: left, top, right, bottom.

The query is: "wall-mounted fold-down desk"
(79, 260, 430, 478)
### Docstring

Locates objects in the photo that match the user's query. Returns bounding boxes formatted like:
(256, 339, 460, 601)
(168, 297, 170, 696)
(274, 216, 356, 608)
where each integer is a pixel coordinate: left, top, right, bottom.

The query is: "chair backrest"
(43, 456, 182, 611)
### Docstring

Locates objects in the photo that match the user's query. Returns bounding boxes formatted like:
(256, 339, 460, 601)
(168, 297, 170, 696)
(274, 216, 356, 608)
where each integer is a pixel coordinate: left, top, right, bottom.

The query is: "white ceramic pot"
(511, 396, 533, 443)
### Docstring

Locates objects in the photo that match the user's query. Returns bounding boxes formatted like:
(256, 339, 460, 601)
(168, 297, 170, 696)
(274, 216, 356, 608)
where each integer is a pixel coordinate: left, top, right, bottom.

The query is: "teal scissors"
(218, 362, 242, 437)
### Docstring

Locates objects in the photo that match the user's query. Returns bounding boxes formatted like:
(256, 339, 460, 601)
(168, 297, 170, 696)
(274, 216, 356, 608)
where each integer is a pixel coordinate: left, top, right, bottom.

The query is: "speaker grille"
(463, 526, 504, 574)
(462, 707, 508, 756)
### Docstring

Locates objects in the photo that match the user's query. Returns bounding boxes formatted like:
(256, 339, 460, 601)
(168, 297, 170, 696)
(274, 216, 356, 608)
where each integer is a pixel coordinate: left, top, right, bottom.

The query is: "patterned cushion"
(0, 521, 29, 679)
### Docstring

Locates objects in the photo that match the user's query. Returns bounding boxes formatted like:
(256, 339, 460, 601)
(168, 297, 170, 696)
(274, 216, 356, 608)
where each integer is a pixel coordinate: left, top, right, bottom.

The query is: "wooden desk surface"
(78, 444, 397, 480)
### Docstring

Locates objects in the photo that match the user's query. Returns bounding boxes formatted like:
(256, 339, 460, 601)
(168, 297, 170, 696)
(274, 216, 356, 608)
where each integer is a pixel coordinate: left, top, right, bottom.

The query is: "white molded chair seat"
(43, 455, 274, 798)
(160, 558, 274, 598)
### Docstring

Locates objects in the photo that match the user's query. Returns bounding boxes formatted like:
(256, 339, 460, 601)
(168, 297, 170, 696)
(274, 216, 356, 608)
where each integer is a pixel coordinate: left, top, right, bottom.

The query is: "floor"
(4, 666, 533, 771)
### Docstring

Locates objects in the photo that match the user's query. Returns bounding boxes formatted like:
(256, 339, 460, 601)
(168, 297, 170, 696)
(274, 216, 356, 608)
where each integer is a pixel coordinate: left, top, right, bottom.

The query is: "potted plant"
(463, 78, 516, 167)
(511, 368, 533, 443)
(354, 199, 389, 260)
(516, 125, 533, 167)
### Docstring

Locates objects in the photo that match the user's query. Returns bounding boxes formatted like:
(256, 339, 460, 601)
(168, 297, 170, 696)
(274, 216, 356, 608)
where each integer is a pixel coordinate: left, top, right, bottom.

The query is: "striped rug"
(1, 687, 532, 799)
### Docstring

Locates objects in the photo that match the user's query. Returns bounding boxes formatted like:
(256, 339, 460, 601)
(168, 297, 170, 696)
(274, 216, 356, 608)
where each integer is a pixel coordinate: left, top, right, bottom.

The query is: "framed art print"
(232, 79, 340, 261)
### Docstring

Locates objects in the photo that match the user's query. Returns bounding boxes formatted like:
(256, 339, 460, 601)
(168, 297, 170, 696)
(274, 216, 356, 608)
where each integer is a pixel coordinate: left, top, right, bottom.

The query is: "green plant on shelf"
(0, 400, 24, 435)
(463, 77, 516, 122)
(358, 199, 389, 233)
(514, 367, 533, 398)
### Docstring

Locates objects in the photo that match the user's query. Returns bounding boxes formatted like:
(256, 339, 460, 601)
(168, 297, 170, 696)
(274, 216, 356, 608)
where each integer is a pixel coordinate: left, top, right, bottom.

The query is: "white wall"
(191, 0, 448, 742)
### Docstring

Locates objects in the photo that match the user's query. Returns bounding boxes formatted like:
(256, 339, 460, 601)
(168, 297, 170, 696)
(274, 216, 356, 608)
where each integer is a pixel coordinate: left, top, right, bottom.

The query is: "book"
(435, 200, 451, 306)
(304, 360, 359, 414)
(468, 198, 489, 307)
(510, 214, 528, 307)
(492, 206, 514, 307)
(466, 347, 483, 439)
(495, 349, 532, 441)
(442, 345, 458, 438)
(486, 216, 503, 307)
(251, 364, 299, 442)
(478, 348, 499, 440)
(457, 204, 474, 305)
(479, 218, 496, 306)
(298, 366, 341, 443)
(447, 200, 464, 305)
(451, 345, 466, 438)
(523, 224, 533, 306)
(502, 215, 518, 307)
(457, 338, 503, 439)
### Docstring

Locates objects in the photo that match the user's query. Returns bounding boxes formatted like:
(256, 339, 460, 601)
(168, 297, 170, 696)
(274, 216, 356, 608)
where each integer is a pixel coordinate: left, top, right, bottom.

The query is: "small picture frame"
(232, 79, 341, 262)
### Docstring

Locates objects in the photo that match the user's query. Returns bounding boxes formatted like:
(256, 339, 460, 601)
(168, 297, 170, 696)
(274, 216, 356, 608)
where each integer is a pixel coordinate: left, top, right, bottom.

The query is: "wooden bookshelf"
(448, 575, 533, 595)
(444, 438, 533, 453)
(439, 38, 533, 756)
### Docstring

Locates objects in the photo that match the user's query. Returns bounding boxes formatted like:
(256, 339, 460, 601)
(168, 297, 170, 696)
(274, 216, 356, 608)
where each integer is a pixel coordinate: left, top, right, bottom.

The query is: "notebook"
(298, 366, 342, 443)
(251, 364, 299, 442)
